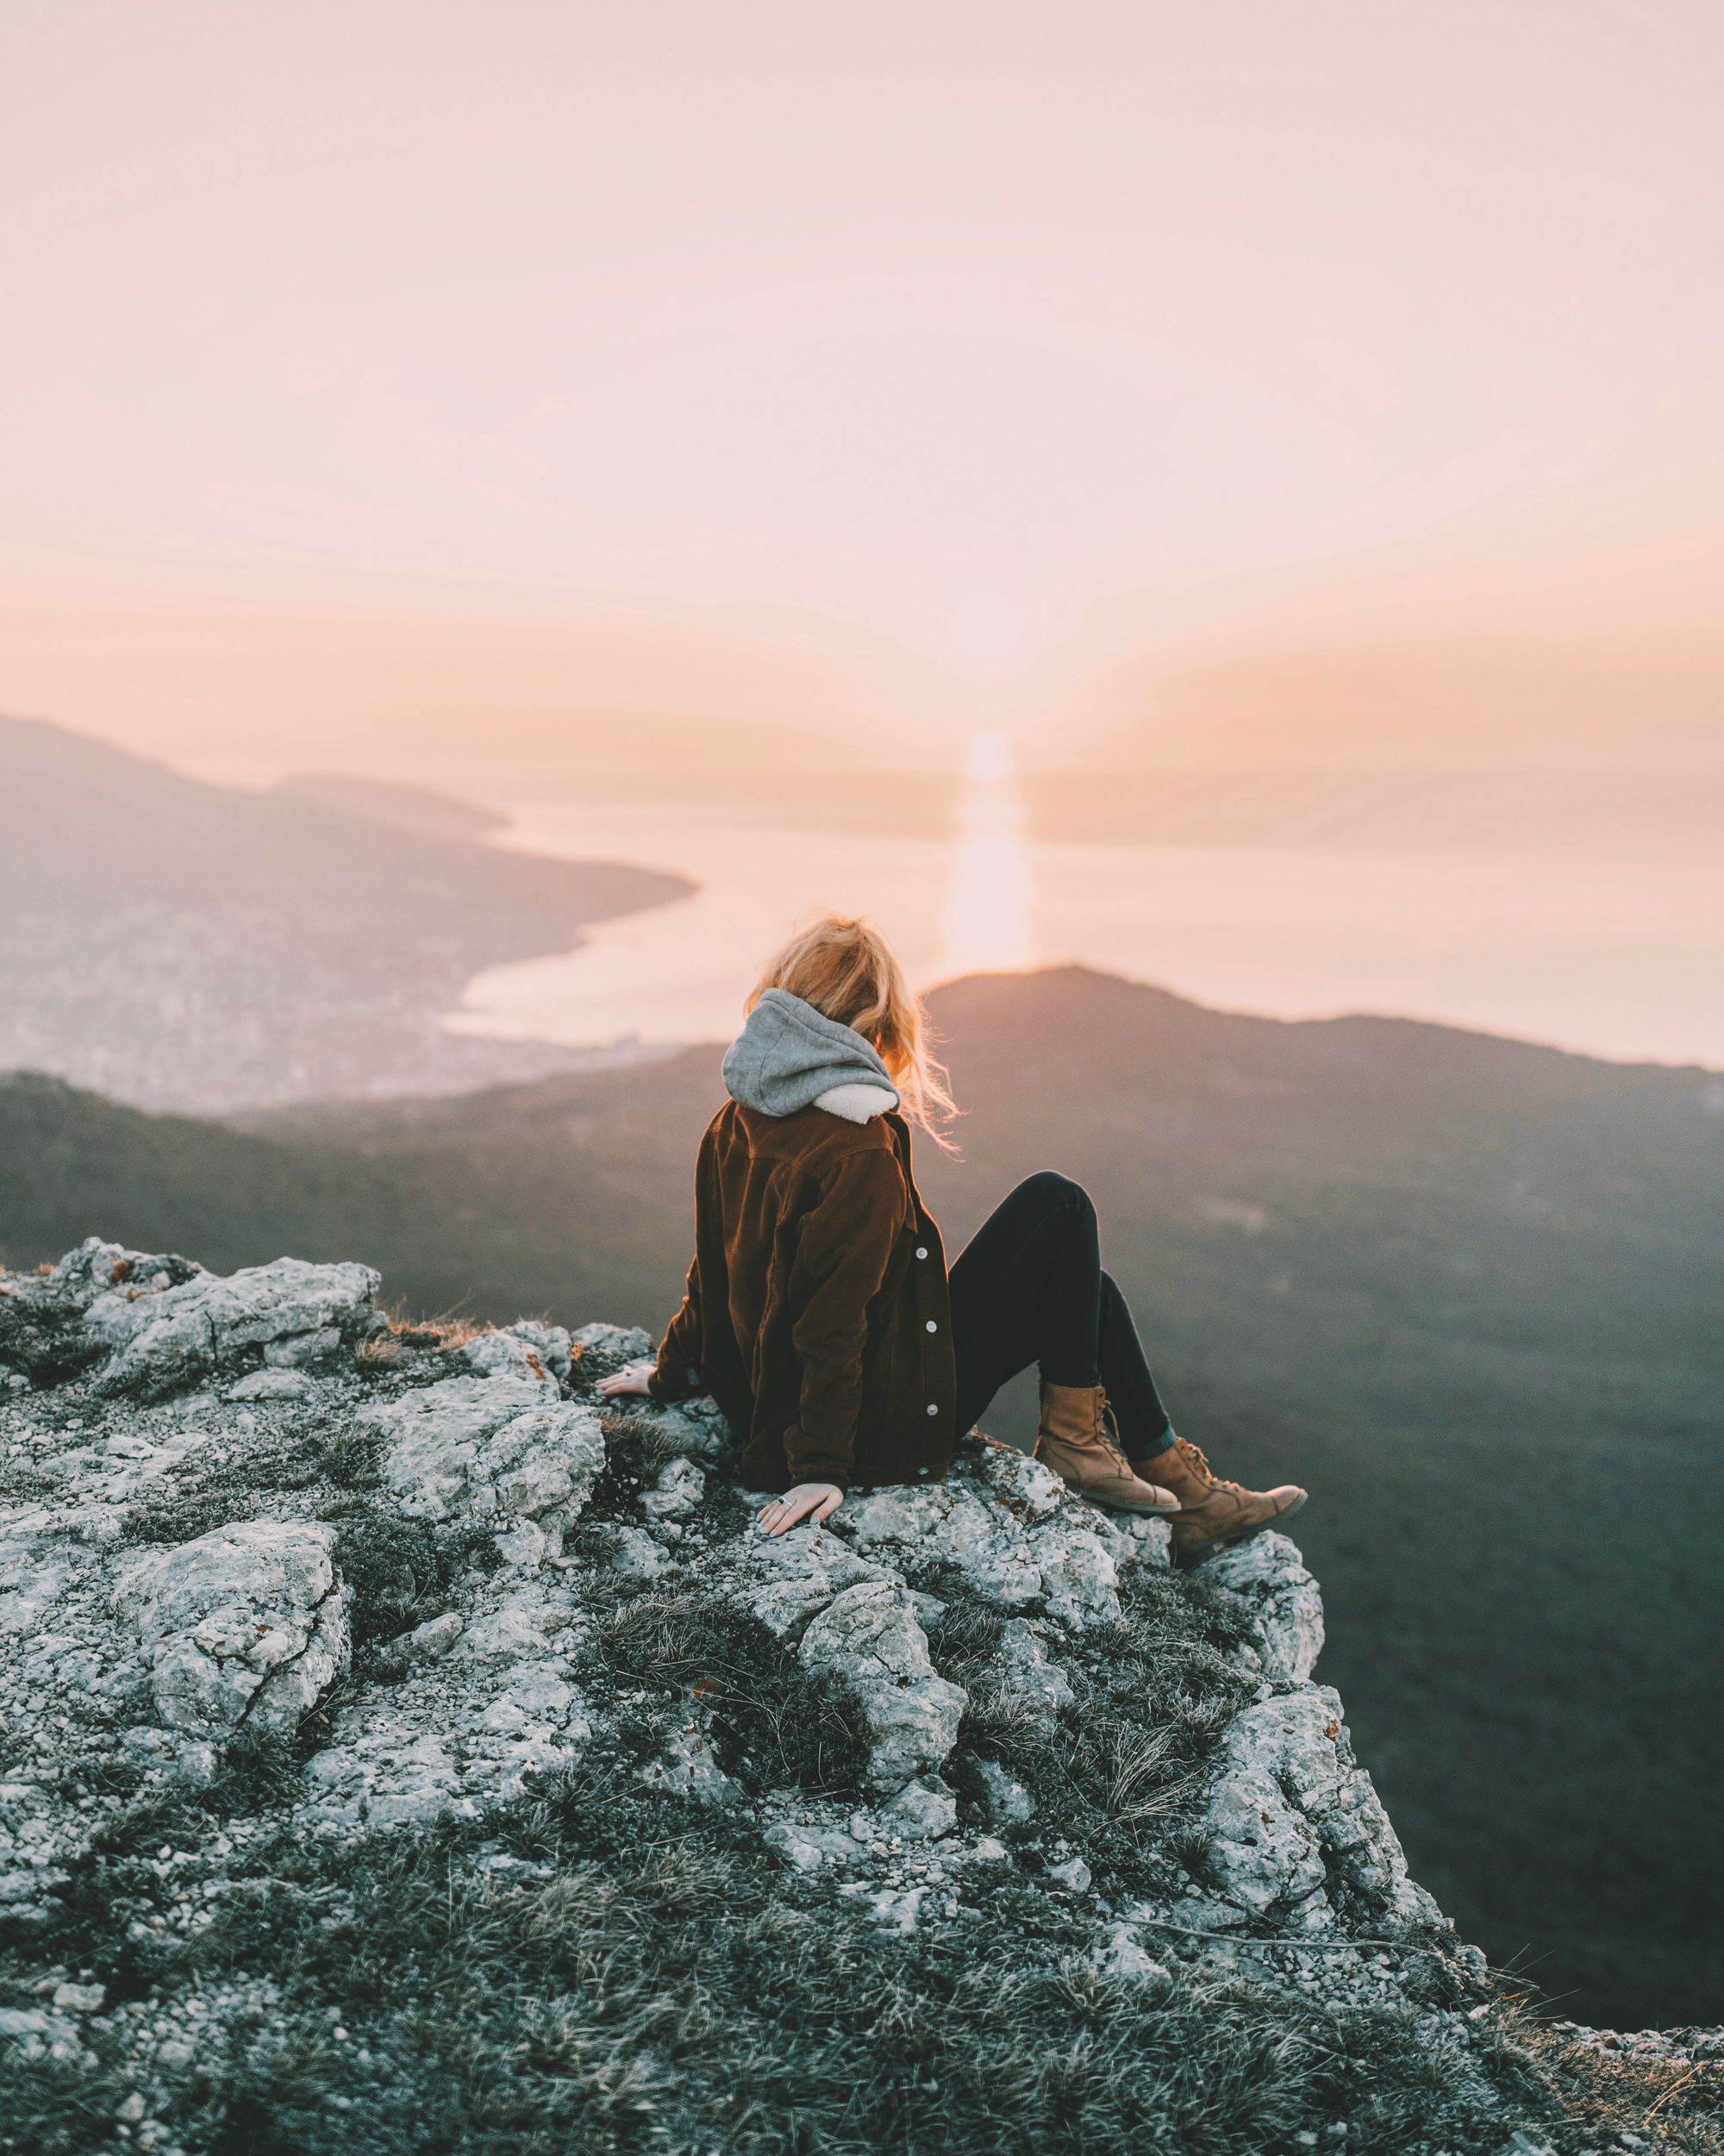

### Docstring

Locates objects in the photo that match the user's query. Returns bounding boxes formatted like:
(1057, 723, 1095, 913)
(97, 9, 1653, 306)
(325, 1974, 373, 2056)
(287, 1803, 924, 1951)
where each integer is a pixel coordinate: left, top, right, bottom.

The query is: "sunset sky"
(3, 0, 1722, 788)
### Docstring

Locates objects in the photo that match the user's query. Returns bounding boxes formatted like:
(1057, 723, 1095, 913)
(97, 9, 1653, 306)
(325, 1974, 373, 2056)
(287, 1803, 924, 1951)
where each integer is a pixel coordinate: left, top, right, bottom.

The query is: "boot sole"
(1174, 1490, 1309, 1568)
(1070, 1490, 1182, 1517)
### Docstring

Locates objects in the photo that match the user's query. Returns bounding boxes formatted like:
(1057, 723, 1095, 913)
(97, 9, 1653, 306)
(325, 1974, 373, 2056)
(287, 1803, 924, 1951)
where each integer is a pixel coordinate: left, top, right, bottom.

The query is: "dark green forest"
(3, 966, 1719, 2028)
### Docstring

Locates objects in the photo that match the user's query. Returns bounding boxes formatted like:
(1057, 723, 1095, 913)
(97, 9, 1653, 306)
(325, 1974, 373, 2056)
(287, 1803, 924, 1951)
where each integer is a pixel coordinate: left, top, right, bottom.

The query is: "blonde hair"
(746, 914, 960, 1148)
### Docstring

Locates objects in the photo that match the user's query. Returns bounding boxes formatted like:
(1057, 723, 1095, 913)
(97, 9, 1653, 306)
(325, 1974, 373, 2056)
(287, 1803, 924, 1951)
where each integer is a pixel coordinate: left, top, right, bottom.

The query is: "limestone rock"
(455, 1604, 553, 1661)
(305, 1731, 467, 1830)
(724, 1521, 894, 1640)
(1092, 1509, 1174, 1572)
(1, 1241, 191, 1388)
(609, 1525, 669, 1582)
(305, 1644, 592, 1830)
(1091, 1924, 1171, 1983)
(82, 1250, 378, 1400)
(880, 1773, 958, 1840)
(641, 1457, 705, 1522)
(643, 1393, 734, 1462)
(797, 1579, 966, 1792)
(114, 1521, 348, 1738)
(46, 1239, 201, 1311)
(1202, 1750, 1327, 1918)
(1202, 1532, 1325, 1682)
(225, 1367, 315, 1402)
(0, 1237, 1516, 2150)
(840, 1442, 1130, 1628)
(639, 1727, 740, 1805)
(468, 1322, 574, 1384)
(974, 1759, 1037, 1826)
(994, 1617, 1076, 1715)
(360, 1374, 603, 1565)
(763, 1818, 865, 1871)
(861, 1884, 925, 1933)
(401, 1611, 463, 1663)
(570, 1322, 652, 1376)
(1201, 1685, 1440, 1931)
(262, 1326, 342, 1370)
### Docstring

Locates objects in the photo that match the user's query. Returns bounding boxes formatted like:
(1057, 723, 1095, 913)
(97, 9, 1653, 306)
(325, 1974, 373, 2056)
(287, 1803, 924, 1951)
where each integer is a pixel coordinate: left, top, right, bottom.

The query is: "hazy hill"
(3, 968, 1720, 2025)
(0, 1072, 424, 1273)
(0, 715, 691, 1111)
(269, 770, 510, 842)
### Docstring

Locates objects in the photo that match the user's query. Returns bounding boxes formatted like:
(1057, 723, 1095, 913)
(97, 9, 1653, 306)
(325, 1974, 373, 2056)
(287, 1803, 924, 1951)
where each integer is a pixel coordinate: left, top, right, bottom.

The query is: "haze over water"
(451, 730, 1724, 1068)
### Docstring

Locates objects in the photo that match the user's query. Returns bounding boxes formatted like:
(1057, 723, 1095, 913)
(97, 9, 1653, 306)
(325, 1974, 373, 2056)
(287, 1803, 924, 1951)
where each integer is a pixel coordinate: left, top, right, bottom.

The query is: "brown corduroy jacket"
(647, 1098, 956, 1490)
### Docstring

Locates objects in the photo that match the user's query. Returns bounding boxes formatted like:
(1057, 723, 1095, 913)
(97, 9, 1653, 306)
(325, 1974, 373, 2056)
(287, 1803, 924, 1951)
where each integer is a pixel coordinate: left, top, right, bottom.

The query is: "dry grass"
(1515, 2016, 1724, 2155)
(592, 1590, 871, 1794)
(359, 1302, 497, 1363)
(1102, 1724, 1200, 1829)
(595, 1404, 700, 1474)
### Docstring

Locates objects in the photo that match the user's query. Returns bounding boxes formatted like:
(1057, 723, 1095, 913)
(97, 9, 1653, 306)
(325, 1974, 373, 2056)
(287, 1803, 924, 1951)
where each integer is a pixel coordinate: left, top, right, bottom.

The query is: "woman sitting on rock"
(598, 914, 1304, 1563)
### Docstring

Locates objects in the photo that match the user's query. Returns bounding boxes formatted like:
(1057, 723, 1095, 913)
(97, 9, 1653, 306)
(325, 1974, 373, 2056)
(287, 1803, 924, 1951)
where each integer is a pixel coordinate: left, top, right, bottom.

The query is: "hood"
(721, 988, 900, 1122)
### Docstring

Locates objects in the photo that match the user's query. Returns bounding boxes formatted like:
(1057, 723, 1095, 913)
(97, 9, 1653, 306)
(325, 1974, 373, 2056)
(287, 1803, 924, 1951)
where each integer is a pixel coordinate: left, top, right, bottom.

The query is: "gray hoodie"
(721, 988, 900, 1123)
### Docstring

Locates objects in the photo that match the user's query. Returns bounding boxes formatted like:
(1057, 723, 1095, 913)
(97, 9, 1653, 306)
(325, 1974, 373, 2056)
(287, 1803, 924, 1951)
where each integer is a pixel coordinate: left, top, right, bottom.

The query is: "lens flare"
(939, 728, 1036, 977)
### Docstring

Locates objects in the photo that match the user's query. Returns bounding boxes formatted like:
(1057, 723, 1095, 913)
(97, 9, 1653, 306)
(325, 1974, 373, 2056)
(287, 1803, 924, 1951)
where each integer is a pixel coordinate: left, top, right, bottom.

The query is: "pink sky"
(3, 1, 1721, 784)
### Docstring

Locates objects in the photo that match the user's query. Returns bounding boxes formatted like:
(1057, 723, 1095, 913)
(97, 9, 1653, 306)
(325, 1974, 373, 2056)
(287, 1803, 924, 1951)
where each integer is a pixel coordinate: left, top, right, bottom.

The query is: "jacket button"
(926, 1403, 938, 1416)
(915, 1246, 928, 1259)
(925, 1320, 937, 1333)
(916, 1465, 930, 1478)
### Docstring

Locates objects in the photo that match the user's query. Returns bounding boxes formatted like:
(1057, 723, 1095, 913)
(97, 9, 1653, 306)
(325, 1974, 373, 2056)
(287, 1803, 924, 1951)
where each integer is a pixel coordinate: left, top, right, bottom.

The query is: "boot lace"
(1098, 1396, 1139, 1475)
(1174, 1439, 1248, 1497)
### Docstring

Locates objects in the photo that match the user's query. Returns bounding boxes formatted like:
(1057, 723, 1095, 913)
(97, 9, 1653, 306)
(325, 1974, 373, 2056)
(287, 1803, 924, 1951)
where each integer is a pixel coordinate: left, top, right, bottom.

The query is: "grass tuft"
(123, 1416, 386, 1546)
(335, 1512, 501, 1660)
(590, 1590, 871, 1795)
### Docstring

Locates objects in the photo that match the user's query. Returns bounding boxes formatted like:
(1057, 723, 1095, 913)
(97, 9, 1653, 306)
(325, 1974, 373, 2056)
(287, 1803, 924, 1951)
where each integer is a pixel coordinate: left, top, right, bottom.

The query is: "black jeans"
(948, 1172, 1176, 1462)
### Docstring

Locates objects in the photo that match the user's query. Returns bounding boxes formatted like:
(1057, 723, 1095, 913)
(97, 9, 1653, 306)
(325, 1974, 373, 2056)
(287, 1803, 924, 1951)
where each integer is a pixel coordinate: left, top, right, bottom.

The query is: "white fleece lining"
(813, 1082, 899, 1123)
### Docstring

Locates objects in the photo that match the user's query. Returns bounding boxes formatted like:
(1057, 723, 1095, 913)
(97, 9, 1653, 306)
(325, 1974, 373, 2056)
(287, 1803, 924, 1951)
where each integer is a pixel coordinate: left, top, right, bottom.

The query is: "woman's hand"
(596, 1359, 656, 1399)
(758, 1484, 844, 1536)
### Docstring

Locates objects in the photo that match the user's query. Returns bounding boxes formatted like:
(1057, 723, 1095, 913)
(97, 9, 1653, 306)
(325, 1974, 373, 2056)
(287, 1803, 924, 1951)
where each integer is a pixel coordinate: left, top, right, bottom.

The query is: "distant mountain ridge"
(0, 715, 691, 1111)
(269, 771, 510, 842)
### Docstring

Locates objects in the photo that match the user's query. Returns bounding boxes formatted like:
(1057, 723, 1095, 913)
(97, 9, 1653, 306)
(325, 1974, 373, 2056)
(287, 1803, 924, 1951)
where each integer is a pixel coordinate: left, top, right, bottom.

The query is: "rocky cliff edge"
(0, 1242, 1710, 2155)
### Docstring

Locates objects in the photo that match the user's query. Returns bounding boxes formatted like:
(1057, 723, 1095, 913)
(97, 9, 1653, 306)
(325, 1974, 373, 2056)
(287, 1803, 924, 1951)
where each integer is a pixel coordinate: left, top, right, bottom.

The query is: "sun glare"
(939, 728, 1037, 978)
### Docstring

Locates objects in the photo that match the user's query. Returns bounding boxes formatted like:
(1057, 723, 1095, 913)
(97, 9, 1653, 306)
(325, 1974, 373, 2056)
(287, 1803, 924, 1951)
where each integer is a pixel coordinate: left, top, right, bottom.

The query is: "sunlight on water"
(447, 795, 1724, 1067)
(938, 729, 1037, 978)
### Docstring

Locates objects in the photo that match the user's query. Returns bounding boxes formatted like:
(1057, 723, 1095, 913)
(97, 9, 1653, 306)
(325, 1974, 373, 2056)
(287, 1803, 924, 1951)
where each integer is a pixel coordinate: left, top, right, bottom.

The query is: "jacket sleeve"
(784, 1146, 909, 1488)
(648, 1123, 715, 1402)
(646, 1251, 703, 1402)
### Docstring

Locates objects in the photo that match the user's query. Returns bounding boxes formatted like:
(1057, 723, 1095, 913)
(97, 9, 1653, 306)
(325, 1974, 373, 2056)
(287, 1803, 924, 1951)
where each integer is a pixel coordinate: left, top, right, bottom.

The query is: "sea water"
(447, 788, 1724, 1070)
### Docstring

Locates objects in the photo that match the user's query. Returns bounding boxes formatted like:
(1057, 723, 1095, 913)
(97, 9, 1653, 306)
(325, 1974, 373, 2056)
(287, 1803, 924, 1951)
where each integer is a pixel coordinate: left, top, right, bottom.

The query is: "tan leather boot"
(1153, 1437, 1307, 1565)
(1034, 1384, 1180, 1514)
